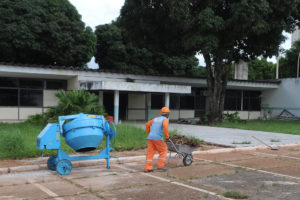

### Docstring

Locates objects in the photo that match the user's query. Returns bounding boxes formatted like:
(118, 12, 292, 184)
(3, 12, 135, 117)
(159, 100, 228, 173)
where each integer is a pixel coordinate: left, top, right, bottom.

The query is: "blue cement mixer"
(37, 113, 116, 175)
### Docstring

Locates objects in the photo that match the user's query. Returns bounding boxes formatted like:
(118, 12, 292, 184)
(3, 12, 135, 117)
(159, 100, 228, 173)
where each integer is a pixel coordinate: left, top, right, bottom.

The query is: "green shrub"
(27, 90, 106, 124)
(223, 191, 248, 199)
(27, 114, 48, 125)
(223, 112, 243, 123)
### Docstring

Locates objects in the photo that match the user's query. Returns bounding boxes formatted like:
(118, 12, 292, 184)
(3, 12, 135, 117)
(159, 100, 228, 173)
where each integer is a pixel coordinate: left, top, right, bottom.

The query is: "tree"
(0, 0, 96, 67)
(95, 21, 199, 75)
(119, 0, 300, 123)
(279, 40, 300, 78)
(248, 58, 275, 80)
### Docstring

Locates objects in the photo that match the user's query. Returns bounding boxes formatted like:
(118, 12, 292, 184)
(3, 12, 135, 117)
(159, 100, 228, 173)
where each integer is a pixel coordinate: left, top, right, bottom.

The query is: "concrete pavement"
(2, 145, 300, 199)
(130, 122, 300, 148)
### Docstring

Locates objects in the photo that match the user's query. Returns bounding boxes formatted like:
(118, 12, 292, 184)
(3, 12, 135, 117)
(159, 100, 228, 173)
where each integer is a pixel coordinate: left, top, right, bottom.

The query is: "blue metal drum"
(63, 115, 104, 152)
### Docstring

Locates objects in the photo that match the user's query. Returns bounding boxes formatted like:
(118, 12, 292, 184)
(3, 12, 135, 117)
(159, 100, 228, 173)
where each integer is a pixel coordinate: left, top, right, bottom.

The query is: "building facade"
(0, 63, 285, 123)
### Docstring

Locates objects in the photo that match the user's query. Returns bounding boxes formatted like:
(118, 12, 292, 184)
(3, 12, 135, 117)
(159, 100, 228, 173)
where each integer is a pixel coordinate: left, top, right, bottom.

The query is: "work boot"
(157, 167, 168, 171)
(144, 169, 153, 173)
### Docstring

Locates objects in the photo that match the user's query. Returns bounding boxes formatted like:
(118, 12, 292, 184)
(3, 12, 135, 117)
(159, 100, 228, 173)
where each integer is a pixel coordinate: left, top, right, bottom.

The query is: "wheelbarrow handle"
(167, 138, 179, 152)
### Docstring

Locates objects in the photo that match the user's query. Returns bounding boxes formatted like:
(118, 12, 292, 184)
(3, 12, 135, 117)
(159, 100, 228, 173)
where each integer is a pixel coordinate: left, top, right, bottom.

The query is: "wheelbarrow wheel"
(56, 159, 72, 175)
(47, 156, 57, 171)
(183, 154, 193, 166)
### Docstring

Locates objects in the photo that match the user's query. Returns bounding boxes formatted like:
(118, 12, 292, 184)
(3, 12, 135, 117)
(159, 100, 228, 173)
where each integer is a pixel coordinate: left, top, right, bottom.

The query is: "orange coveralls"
(144, 117, 169, 171)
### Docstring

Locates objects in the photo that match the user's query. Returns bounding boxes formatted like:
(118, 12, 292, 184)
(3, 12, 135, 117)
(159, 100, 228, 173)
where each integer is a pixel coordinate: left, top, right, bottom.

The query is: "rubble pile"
(169, 135, 200, 147)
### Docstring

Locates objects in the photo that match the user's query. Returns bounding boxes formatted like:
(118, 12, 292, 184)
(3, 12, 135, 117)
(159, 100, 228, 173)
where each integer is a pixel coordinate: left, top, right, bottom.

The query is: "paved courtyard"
(1, 145, 300, 200)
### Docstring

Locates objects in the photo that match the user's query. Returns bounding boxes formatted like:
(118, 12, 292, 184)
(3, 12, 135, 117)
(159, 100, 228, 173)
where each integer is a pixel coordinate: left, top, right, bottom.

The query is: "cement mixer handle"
(104, 121, 116, 138)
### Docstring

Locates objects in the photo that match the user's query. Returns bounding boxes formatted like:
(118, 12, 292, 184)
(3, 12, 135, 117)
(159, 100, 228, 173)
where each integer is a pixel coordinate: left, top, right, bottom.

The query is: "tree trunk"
(204, 54, 231, 124)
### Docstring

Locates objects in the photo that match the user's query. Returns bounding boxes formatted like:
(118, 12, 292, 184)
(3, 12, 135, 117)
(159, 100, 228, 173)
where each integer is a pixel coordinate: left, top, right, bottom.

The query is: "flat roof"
(0, 63, 280, 90)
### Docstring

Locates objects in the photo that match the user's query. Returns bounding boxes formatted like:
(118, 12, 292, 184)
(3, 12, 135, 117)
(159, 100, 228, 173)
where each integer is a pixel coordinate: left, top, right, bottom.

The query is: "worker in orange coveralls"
(144, 107, 170, 172)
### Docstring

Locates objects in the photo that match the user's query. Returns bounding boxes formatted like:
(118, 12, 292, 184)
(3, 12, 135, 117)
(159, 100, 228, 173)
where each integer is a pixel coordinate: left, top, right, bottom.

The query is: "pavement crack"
(56, 175, 105, 199)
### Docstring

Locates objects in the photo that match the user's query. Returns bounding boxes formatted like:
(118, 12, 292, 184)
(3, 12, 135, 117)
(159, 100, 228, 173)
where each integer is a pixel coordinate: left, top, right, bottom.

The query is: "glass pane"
(151, 94, 164, 109)
(0, 89, 18, 106)
(20, 89, 43, 107)
(243, 91, 261, 111)
(170, 94, 180, 109)
(46, 80, 67, 90)
(0, 77, 18, 88)
(180, 96, 194, 109)
(224, 90, 241, 110)
(20, 79, 43, 89)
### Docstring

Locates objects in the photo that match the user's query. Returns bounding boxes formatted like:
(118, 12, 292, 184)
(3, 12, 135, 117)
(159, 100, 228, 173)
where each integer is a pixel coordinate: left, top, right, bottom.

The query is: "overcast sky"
(69, 0, 291, 68)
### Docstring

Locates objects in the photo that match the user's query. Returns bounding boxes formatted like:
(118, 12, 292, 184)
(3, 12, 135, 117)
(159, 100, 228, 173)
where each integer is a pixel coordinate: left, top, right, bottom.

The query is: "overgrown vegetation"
(0, 122, 201, 160)
(216, 120, 300, 135)
(27, 90, 106, 124)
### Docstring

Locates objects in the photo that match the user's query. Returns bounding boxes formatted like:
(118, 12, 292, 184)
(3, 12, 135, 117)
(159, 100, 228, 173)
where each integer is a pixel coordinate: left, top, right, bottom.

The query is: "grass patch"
(270, 139, 280, 142)
(0, 122, 74, 159)
(232, 141, 251, 144)
(223, 191, 248, 199)
(216, 120, 300, 135)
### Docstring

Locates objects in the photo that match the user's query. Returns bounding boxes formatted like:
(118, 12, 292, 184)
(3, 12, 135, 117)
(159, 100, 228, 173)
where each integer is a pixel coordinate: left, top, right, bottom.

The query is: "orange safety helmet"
(160, 107, 170, 114)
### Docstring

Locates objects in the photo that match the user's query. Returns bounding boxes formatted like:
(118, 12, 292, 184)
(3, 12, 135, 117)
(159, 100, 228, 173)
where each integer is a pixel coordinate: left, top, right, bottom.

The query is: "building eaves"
(0, 62, 281, 85)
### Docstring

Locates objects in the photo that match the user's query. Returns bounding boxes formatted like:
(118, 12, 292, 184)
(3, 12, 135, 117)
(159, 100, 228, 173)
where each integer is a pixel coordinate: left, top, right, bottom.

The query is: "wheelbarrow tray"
(166, 141, 196, 154)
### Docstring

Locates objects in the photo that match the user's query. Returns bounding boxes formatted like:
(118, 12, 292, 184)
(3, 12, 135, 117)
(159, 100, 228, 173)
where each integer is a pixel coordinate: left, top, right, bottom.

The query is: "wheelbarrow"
(166, 138, 195, 166)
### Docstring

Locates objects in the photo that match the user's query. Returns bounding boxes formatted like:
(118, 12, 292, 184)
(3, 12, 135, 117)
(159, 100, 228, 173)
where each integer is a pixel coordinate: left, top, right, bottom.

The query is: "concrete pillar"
(276, 57, 279, 79)
(241, 90, 244, 111)
(114, 90, 119, 124)
(146, 93, 151, 121)
(98, 91, 103, 105)
(67, 77, 79, 90)
(165, 93, 170, 108)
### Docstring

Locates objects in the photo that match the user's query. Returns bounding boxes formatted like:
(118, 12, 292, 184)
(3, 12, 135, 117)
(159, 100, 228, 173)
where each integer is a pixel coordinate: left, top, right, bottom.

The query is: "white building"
(1, 63, 295, 123)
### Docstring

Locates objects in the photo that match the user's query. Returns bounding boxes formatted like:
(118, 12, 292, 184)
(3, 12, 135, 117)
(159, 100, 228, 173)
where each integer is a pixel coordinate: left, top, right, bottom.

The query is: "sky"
(69, 0, 292, 68)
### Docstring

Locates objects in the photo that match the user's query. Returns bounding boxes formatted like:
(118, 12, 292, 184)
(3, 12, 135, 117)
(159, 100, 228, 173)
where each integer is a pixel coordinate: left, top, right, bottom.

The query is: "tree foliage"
(119, 0, 300, 123)
(95, 21, 199, 75)
(248, 58, 275, 80)
(279, 40, 300, 78)
(0, 0, 96, 67)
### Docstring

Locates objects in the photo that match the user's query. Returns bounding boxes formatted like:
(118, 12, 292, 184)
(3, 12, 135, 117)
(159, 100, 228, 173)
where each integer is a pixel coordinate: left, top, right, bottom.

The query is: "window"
(0, 77, 18, 88)
(0, 89, 18, 106)
(151, 94, 164, 109)
(243, 91, 261, 111)
(20, 79, 43, 89)
(170, 94, 180, 109)
(180, 95, 194, 109)
(224, 90, 241, 110)
(20, 89, 43, 107)
(46, 80, 67, 90)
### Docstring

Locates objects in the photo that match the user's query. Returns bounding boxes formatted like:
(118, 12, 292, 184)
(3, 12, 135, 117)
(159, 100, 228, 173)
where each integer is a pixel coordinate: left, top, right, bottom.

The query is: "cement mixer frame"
(37, 113, 116, 175)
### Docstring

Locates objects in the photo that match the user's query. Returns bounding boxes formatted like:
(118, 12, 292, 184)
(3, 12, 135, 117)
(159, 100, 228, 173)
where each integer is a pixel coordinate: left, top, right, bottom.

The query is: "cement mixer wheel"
(47, 156, 57, 171)
(56, 159, 72, 175)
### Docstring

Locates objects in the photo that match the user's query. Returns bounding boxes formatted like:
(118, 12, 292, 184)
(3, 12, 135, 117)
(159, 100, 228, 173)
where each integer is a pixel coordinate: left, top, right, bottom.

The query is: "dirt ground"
(1, 145, 300, 199)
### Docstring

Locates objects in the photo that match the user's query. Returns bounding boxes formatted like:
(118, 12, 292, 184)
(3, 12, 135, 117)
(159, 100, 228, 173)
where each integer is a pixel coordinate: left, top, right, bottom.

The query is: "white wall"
(19, 108, 43, 120)
(128, 93, 146, 120)
(224, 111, 260, 120)
(151, 109, 193, 120)
(43, 90, 59, 107)
(262, 78, 300, 118)
(179, 110, 195, 119)
(0, 107, 18, 120)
